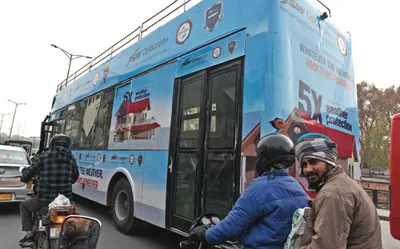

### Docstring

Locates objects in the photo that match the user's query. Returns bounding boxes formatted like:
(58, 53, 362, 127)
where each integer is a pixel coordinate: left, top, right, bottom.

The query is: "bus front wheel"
(111, 178, 142, 234)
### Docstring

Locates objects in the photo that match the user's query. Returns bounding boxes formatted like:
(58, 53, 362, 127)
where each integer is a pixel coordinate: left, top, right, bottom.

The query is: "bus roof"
(393, 113, 400, 121)
(50, 0, 353, 117)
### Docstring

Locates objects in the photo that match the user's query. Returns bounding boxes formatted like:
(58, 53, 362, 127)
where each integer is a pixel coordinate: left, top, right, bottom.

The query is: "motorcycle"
(180, 213, 243, 249)
(19, 167, 79, 249)
(58, 215, 102, 249)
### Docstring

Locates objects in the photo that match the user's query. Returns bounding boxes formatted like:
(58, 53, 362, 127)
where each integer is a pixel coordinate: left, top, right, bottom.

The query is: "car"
(0, 145, 33, 202)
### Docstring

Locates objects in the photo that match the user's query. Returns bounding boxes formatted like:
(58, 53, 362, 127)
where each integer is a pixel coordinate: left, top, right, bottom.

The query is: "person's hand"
(189, 225, 208, 243)
(21, 167, 28, 174)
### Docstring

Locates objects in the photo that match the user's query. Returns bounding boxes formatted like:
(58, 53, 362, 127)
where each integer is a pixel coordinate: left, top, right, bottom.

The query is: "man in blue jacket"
(191, 133, 308, 249)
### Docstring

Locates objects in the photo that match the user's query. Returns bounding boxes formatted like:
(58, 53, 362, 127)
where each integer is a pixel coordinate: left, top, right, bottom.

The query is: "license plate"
(50, 228, 61, 238)
(0, 193, 12, 200)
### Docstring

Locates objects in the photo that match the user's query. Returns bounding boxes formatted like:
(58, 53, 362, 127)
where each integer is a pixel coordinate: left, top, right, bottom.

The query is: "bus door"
(168, 60, 243, 232)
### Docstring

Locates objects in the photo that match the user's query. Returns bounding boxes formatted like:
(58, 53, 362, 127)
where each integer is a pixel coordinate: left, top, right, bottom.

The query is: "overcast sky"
(0, 0, 398, 137)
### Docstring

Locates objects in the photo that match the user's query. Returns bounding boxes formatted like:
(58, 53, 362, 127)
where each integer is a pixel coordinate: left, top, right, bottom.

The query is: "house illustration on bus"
(280, 108, 358, 175)
(114, 98, 160, 141)
(277, 108, 359, 192)
(240, 108, 359, 195)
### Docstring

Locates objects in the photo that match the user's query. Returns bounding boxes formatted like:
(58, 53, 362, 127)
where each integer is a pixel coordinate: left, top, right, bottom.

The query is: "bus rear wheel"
(111, 178, 142, 234)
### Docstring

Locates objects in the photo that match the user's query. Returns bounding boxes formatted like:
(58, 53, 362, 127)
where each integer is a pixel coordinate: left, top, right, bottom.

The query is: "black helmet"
(255, 132, 295, 176)
(50, 134, 71, 149)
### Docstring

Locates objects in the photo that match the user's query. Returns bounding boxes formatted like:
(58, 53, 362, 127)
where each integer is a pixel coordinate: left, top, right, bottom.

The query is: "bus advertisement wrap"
(43, 0, 359, 235)
(108, 63, 175, 150)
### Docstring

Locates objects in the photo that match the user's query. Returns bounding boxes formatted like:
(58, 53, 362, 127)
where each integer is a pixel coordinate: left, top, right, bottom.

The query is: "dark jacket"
(21, 146, 79, 202)
(205, 169, 308, 249)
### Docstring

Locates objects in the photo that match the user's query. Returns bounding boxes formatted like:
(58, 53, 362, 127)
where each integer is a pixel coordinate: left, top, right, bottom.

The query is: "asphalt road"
(1, 197, 399, 249)
(0, 195, 184, 249)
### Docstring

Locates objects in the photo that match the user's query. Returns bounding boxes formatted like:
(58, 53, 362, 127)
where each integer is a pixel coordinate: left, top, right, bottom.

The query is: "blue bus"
(41, 0, 360, 235)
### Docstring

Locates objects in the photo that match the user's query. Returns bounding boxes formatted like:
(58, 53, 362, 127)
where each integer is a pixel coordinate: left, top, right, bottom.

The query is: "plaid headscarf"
(294, 133, 339, 167)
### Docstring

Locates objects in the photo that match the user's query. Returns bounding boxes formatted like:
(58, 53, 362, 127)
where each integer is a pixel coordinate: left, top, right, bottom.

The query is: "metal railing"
(365, 189, 390, 210)
(56, 0, 193, 93)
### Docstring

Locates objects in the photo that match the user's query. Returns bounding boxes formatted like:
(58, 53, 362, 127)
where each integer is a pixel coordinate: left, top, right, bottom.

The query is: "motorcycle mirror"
(58, 215, 102, 249)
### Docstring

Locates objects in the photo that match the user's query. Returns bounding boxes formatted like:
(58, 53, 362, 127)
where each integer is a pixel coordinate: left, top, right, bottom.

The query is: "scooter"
(179, 213, 243, 249)
(57, 215, 102, 249)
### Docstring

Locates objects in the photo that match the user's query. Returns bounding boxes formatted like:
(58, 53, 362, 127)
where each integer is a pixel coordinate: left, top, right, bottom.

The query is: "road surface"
(0, 196, 183, 249)
(1, 197, 399, 249)
(380, 220, 400, 249)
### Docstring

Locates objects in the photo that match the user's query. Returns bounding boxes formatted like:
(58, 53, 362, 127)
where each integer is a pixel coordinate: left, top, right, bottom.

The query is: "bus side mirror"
(390, 113, 400, 240)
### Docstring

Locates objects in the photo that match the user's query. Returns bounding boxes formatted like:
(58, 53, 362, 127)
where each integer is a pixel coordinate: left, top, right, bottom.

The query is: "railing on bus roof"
(56, 0, 193, 93)
(55, 0, 332, 93)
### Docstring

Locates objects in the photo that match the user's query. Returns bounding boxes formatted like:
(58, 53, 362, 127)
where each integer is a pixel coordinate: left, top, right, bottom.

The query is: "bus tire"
(111, 178, 141, 234)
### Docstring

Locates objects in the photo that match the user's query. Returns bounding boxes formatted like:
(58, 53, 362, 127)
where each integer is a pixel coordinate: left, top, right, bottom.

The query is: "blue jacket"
(205, 169, 308, 249)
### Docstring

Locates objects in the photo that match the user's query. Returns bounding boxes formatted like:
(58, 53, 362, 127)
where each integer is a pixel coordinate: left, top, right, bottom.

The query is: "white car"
(0, 145, 33, 202)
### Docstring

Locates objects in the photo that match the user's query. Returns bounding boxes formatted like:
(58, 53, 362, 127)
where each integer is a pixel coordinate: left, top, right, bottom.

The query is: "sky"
(0, 0, 399, 137)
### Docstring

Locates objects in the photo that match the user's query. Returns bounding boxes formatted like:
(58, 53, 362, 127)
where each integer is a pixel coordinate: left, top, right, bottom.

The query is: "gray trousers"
(20, 197, 49, 231)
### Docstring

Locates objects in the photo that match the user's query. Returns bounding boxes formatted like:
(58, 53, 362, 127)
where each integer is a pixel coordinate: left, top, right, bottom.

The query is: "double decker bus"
(41, 0, 360, 235)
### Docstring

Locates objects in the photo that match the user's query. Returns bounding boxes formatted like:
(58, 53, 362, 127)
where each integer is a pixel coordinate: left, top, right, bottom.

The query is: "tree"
(357, 82, 381, 153)
(357, 82, 400, 172)
(362, 116, 390, 172)
(381, 85, 400, 122)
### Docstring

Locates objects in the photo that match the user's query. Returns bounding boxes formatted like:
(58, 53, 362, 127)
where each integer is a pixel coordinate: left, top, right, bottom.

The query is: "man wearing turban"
(295, 133, 382, 249)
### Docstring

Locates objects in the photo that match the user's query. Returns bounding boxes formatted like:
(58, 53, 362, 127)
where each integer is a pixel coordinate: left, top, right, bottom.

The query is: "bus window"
(390, 113, 400, 240)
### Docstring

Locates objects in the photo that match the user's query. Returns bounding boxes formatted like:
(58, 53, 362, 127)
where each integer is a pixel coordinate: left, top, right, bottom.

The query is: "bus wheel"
(111, 178, 141, 234)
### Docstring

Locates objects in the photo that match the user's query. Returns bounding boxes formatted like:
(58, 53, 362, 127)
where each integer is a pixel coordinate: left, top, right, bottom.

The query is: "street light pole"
(51, 44, 92, 83)
(0, 113, 10, 134)
(66, 53, 73, 83)
(8, 100, 26, 139)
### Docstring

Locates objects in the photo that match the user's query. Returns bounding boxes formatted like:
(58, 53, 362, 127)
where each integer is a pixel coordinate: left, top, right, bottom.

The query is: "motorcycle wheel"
(33, 232, 49, 249)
